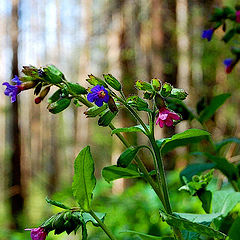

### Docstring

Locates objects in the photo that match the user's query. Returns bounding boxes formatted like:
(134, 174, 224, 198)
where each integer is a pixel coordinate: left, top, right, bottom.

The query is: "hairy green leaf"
(102, 164, 141, 183)
(111, 125, 149, 136)
(72, 146, 96, 211)
(121, 230, 173, 240)
(215, 137, 240, 152)
(156, 129, 211, 155)
(160, 210, 226, 239)
(45, 197, 70, 210)
(48, 98, 71, 114)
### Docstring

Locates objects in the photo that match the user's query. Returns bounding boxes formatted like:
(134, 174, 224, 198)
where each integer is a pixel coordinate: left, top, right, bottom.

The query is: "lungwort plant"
(4, 61, 240, 240)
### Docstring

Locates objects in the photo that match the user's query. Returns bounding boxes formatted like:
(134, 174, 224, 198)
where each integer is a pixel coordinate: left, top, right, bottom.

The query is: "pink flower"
(156, 107, 181, 128)
(25, 227, 48, 240)
(236, 10, 240, 23)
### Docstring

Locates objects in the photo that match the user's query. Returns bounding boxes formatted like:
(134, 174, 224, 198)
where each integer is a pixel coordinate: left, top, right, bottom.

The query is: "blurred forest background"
(0, 0, 240, 239)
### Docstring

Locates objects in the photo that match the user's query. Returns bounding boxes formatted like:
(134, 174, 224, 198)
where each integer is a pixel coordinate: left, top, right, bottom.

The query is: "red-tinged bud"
(19, 81, 38, 91)
(35, 86, 51, 104)
(108, 96, 118, 113)
(226, 65, 234, 74)
(35, 97, 42, 104)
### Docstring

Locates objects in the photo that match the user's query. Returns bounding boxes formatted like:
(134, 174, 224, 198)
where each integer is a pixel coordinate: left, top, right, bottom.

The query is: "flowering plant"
(4, 59, 240, 240)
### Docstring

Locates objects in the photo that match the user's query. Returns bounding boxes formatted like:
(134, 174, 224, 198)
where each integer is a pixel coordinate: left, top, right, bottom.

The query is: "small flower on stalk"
(25, 227, 48, 240)
(156, 107, 181, 128)
(2, 75, 22, 103)
(223, 58, 234, 73)
(87, 85, 109, 107)
(202, 29, 214, 41)
(236, 10, 240, 23)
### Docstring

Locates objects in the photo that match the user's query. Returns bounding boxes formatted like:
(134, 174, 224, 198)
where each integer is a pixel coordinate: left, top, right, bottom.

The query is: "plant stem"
(108, 123, 165, 205)
(89, 210, 118, 240)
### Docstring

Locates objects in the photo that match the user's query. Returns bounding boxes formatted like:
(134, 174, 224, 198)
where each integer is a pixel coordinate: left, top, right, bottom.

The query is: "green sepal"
(82, 212, 106, 227)
(40, 215, 56, 231)
(48, 89, 62, 103)
(84, 104, 108, 118)
(103, 74, 122, 91)
(34, 83, 43, 95)
(67, 82, 88, 95)
(48, 98, 71, 114)
(160, 83, 172, 98)
(43, 65, 64, 84)
(135, 80, 153, 92)
(98, 109, 117, 126)
(222, 29, 236, 43)
(151, 78, 161, 91)
(86, 74, 108, 88)
(169, 88, 188, 100)
(155, 93, 166, 109)
(45, 197, 70, 210)
(223, 6, 235, 18)
(52, 212, 66, 235)
(117, 146, 141, 168)
(143, 91, 155, 100)
(127, 96, 150, 112)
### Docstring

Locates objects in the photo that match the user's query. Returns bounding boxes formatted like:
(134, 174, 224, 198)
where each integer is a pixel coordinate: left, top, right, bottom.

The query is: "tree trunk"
(9, 0, 24, 230)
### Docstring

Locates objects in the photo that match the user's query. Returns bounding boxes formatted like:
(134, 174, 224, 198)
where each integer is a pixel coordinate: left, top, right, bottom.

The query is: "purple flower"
(25, 227, 48, 240)
(223, 58, 233, 74)
(156, 107, 181, 128)
(2, 75, 22, 103)
(236, 10, 240, 23)
(202, 29, 214, 41)
(87, 85, 109, 107)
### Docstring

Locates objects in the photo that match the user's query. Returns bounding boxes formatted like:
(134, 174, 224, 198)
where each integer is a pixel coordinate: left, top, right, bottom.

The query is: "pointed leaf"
(157, 129, 211, 155)
(198, 93, 231, 123)
(48, 98, 71, 114)
(117, 146, 142, 168)
(45, 197, 70, 210)
(212, 191, 240, 217)
(111, 125, 149, 135)
(228, 216, 240, 240)
(72, 146, 96, 211)
(82, 212, 106, 227)
(102, 164, 141, 182)
(160, 210, 226, 239)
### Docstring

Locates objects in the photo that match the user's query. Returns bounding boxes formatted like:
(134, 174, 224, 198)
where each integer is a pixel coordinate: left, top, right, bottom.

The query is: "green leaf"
(169, 88, 188, 100)
(67, 82, 88, 95)
(212, 191, 240, 217)
(117, 146, 142, 168)
(197, 190, 212, 214)
(159, 210, 226, 239)
(127, 96, 150, 112)
(98, 110, 117, 126)
(121, 230, 173, 240)
(176, 212, 222, 223)
(40, 215, 56, 231)
(180, 163, 216, 183)
(222, 29, 236, 43)
(215, 137, 240, 152)
(103, 74, 121, 91)
(228, 216, 240, 240)
(43, 65, 64, 84)
(45, 197, 70, 210)
(82, 212, 106, 227)
(198, 93, 231, 123)
(102, 164, 141, 183)
(84, 104, 108, 118)
(52, 212, 66, 234)
(72, 146, 96, 211)
(111, 125, 149, 136)
(86, 74, 108, 88)
(48, 98, 71, 114)
(156, 129, 211, 155)
(205, 153, 238, 180)
(48, 89, 62, 104)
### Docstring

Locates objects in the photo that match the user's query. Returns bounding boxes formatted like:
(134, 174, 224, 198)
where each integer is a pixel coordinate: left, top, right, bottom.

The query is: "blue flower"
(2, 75, 22, 103)
(87, 85, 109, 107)
(223, 58, 233, 74)
(202, 29, 214, 41)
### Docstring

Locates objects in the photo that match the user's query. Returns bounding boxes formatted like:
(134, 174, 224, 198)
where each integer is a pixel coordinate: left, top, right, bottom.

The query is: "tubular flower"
(202, 29, 214, 41)
(156, 107, 181, 128)
(25, 227, 48, 240)
(223, 58, 234, 74)
(236, 10, 240, 23)
(87, 85, 109, 107)
(2, 75, 22, 103)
